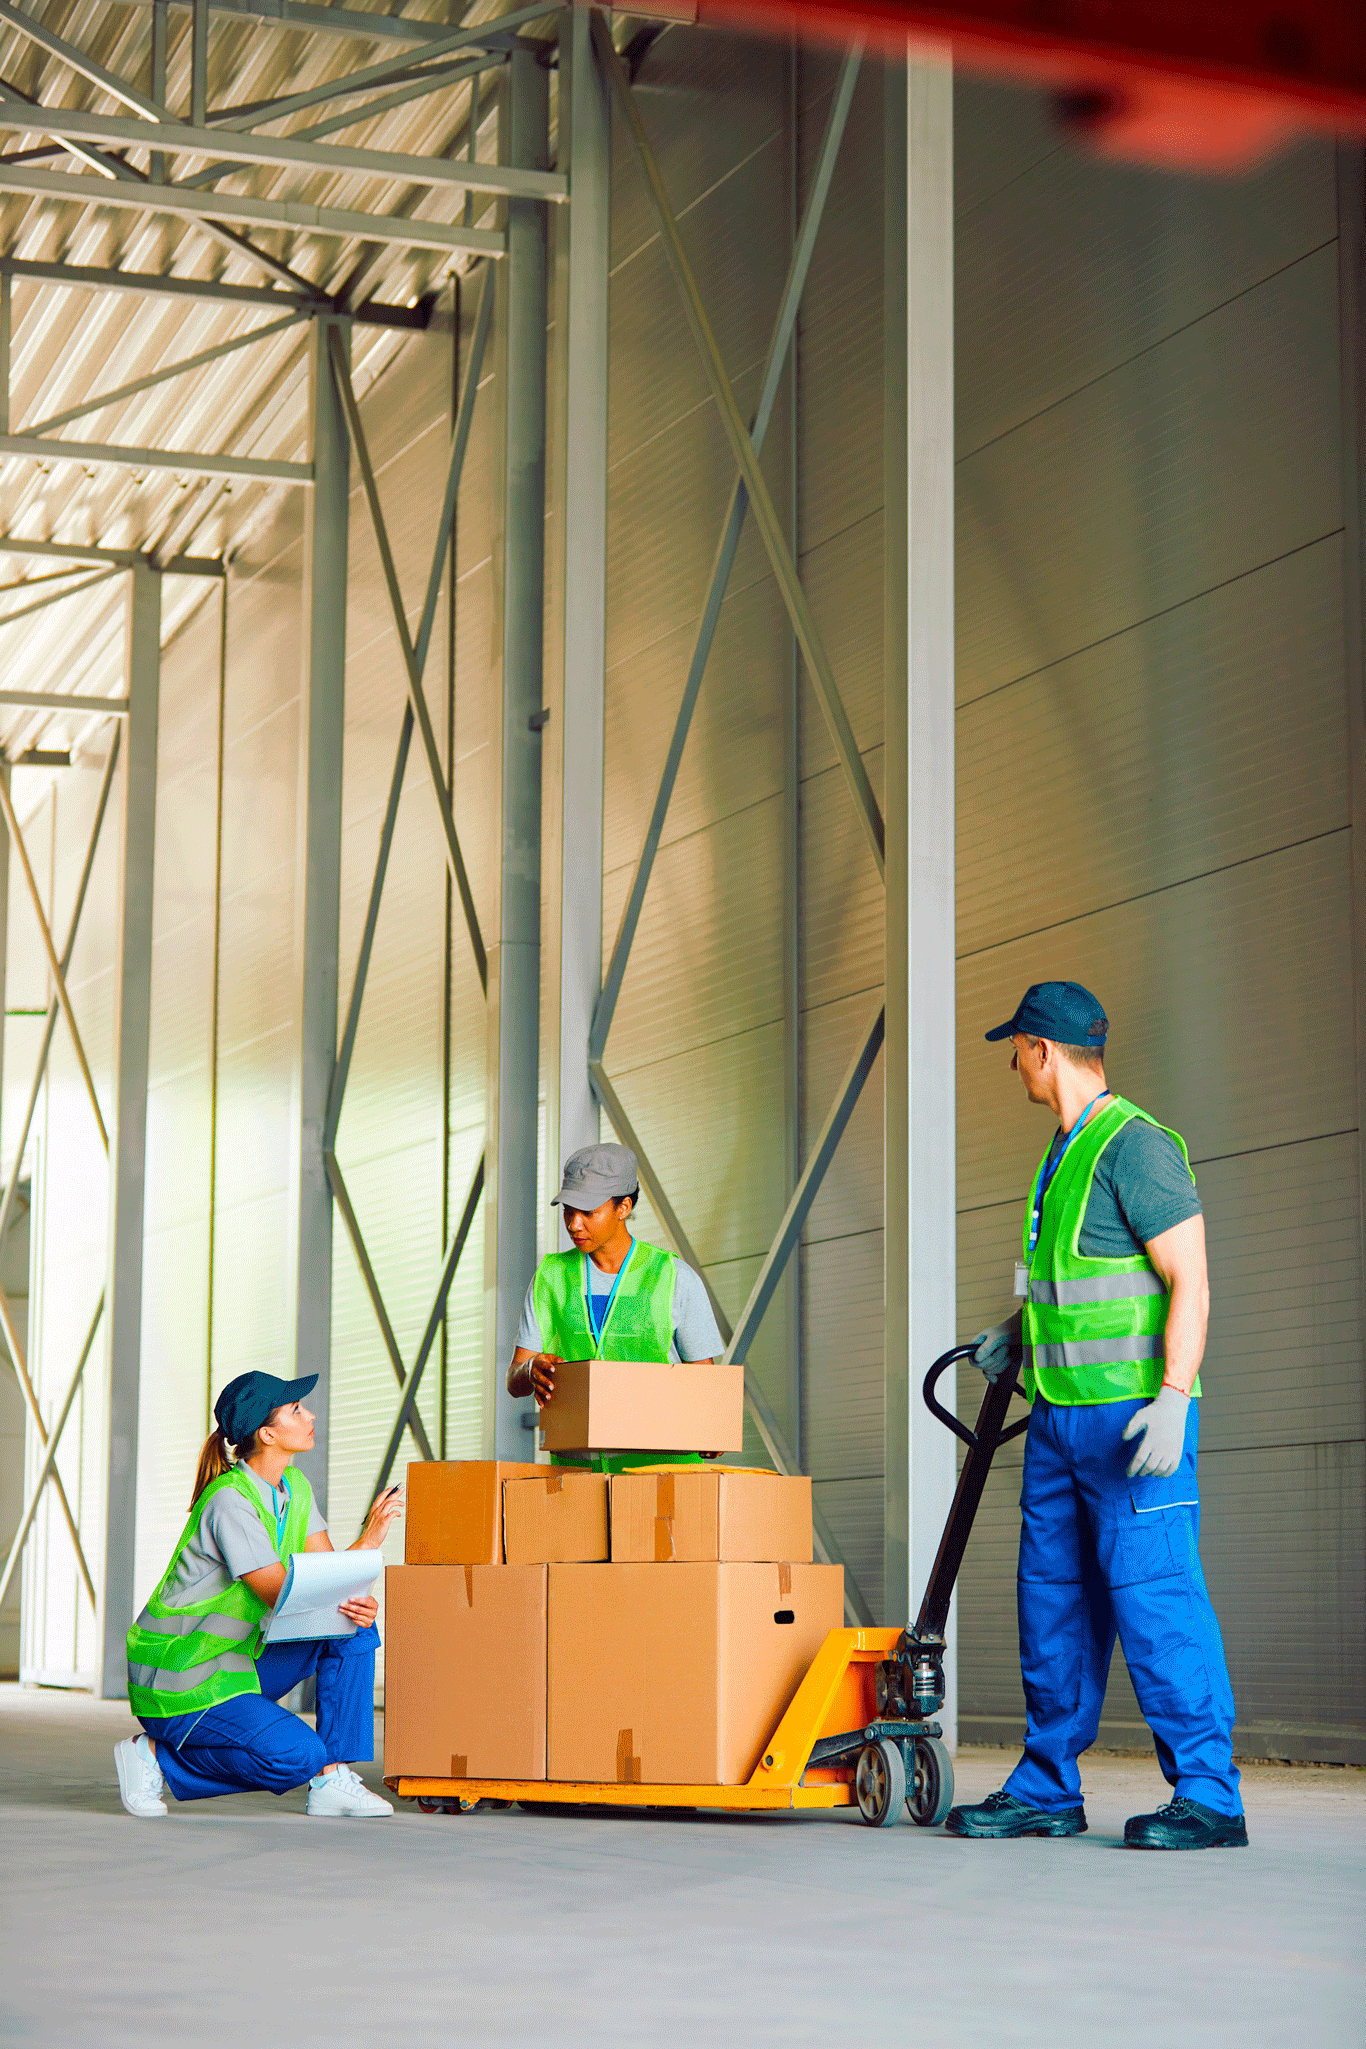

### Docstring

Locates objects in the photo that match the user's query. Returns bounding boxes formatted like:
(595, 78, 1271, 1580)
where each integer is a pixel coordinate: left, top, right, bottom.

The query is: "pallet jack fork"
(392, 1348, 1029, 1829)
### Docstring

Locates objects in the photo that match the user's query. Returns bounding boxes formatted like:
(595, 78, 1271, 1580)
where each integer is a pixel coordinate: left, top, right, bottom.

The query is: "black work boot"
(1124, 1797, 1249, 1850)
(945, 1789, 1087, 1839)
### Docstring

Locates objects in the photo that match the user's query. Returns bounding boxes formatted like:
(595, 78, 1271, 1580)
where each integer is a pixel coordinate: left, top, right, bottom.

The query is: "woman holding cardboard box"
(507, 1142, 723, 1472)
(112, 1370, 402, 1821)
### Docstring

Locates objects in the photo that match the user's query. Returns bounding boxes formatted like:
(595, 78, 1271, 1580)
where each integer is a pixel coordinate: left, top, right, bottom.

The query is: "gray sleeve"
(307, 1496, 327, 1538)
(515, 1277, 543, 1355)
(199, 1492, 278, 1581)
(672, 1262, 723, 1360)
(1101, 1121, 1202, 1248)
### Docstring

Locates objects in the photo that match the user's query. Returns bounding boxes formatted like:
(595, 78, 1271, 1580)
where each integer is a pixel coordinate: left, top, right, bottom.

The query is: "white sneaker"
(306, 1763, 393, 1818)
(114, 1736, 167, 1818)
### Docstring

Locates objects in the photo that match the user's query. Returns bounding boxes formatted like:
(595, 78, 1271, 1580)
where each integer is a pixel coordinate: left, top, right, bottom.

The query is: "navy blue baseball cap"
(984, 981, 1109, 1048)
(214, 1370, 318, 1448)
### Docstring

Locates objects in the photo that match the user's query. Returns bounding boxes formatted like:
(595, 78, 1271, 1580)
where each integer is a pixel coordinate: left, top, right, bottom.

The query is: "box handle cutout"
(773, 1609, 795, 1624)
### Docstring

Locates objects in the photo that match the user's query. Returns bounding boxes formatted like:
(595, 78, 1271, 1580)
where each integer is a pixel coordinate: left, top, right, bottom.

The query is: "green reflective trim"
(1029, 1270, 1166, 1307)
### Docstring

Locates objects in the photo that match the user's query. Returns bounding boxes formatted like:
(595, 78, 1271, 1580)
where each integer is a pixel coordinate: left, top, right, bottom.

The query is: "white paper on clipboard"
(259, 1550, 381, 1645)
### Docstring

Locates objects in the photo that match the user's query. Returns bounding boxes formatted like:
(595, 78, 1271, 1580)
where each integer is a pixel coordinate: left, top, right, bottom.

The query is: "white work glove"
(970, 1310, 1023, 1384)
(1123, 1385, 1189, 1479)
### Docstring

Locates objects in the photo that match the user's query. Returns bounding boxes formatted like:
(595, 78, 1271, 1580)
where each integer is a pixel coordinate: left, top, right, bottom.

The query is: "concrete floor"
(1, 1685, 1362, 2047)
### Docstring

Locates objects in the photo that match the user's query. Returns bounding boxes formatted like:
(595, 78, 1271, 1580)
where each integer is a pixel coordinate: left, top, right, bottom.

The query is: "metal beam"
(593, 14, 884, 878)
(545, 6, 609, 1219)
(323, 1149, 435, 1462)
(0, 262, 9, 434)
(1338, 146, 1366, 1459)
(27, 312, 304, 436)
(0, 162, 505, 259)
(0, 687, 126, 713)
(587, 1057, 873, 1629)
(289, 318, 349, 1517)
(591, 43, 863, 1062)
(0, 570, 121, 631)
(884, 58, 957, 1674)
(487, 47, 548, 1459)
(0, 430, 310, 487)
(0, 256, 427, 328)
(191, 0, 209, 127)
(0, 0, 164, 120)
(0, 533, 222, 573)
(98, 564, 161, 1699)
(213, 32, 517, 132)
(123, 0, 554, 44)
(0, 104, 569, 203)
(187, 56, 496, 177)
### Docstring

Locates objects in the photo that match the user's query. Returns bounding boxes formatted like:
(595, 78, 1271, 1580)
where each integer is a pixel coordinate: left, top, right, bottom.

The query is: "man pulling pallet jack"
(946, 982, 1247, 1850)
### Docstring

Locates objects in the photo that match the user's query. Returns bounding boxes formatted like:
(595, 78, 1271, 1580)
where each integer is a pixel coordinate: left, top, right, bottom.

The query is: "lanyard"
(1027, 1092, 1111, 1258)
(585, 1245, 631, 1346)
(269, 1474, 290, 1552)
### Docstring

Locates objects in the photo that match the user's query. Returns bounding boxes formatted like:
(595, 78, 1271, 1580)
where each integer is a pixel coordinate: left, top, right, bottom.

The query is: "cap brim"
(291, 1373, 319, 1401)
(553, 1183, 628, 1209)
(983, 1019, 1019, 1042)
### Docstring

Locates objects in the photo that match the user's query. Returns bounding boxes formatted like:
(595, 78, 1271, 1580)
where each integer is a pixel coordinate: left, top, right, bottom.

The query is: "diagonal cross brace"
(325, 1150, 435, 1464)
(327, 324, 488, 993)
(369, 1155, 484, 1503)
(0, 1292, 104, 1609)
(0, 772, 109, 1151)
(587, 1057, 874, 1629)
(591, 44, 864, 1063)
(593, 14, 884, 879)
(722, 1000, 885, 1366)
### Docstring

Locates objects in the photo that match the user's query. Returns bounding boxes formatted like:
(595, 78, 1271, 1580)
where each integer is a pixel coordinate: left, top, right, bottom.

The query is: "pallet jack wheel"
(416, 1796, 479, 1814)
(906, 1737, 954, 1828)
(855, 1739, 906, 1827)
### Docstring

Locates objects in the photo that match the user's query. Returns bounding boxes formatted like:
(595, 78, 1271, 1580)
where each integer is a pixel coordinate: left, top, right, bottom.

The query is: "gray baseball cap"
(553, 1142, 639, 1210)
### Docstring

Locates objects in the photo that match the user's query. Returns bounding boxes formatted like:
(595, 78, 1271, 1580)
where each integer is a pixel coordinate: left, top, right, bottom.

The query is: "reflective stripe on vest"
(126, 1466, 312, 1720)
(1021, 1095, 1200, 1408)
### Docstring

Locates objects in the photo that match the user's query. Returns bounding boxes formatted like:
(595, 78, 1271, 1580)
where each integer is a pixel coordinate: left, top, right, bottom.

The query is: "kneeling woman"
(114, 1370, 401, 1820)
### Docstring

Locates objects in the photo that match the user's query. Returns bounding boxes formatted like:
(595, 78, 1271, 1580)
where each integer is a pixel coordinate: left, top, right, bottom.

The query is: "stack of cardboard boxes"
(384, 1363, 844, 1790)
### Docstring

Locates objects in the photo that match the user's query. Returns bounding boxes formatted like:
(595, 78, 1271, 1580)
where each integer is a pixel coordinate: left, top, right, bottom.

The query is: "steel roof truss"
(26, 309, 305, 437)
(0, 103, 568, 203)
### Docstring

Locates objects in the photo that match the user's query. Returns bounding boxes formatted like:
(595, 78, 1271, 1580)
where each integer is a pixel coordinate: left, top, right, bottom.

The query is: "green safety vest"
(532, 1239, 703, 1474)
(125, 1465, 312, 1719)
(1021, 1094, 1201, 1407)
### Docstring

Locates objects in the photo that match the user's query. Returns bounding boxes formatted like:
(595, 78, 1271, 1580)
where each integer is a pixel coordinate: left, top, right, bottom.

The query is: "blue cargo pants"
(140, 1625, 379, 1802)
(1002, 1396, 1242, 1818)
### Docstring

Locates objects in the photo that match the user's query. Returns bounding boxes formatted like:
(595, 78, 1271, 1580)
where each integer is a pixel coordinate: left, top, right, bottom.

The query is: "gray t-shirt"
(517, 1245, 723, 1363)
(160, 1465, 326, 1610)
(1042, 1115, 1201, 1257)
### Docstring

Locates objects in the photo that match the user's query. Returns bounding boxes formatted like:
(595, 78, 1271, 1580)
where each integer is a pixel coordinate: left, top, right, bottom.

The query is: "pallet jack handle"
(910, 1344, 1031, 1645)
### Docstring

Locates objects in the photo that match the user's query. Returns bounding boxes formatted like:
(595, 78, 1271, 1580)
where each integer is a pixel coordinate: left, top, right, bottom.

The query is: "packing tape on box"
(543, 1471, 565, 1495)
(778, 1562, 792, 1599)
(463, 1564, 475, 1608)
(616, 1727, 642, 1785)
(451, 1754, 468, 1778)
(652, 1472, 677, 1561)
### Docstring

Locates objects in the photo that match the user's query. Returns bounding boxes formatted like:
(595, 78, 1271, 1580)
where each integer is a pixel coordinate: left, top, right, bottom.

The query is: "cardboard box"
(504, 1470, 610, 1564)
(611, 1467, 813, 1564)
(538, 1360, 744, 1455)
(404, 1460, 541, 1564)
(547, 1561, 843, 1785)
(383, 1565, 547, 1782)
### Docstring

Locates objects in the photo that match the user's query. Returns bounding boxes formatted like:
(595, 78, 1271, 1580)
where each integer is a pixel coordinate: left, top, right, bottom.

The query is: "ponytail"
(191, 1425, 232, 1508)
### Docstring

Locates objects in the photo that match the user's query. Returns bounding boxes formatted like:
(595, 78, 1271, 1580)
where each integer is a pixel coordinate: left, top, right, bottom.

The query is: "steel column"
(545, 7, 609, 1229)
(289, 318, 350, 1515)
(98, 565, 162, 1698)
(486, 46, 548, 1456)
(883, 57, 957, 1708)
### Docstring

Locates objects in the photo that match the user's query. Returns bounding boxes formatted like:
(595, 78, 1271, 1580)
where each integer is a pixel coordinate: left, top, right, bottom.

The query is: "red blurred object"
(655, 0, 1366, 167)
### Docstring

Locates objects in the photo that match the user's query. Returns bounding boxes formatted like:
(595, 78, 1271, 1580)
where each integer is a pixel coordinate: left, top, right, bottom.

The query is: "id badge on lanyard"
(1021, 1091, 1110, 1286)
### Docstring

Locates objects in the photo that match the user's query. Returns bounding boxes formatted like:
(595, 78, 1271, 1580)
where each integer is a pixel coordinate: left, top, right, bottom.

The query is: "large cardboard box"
(404, 1460, 541, 1564)
(504, 1470, 609, 1564)
(611, 1467, 812, 1564)
(383, 1565, 547, 1782)
(547, 1562, 843, 1785)
(538, 1360, 743, 1455)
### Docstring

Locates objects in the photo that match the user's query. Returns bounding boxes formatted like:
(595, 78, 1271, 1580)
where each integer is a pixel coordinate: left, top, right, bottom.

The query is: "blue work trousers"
(140, 1626, 379, 1803)
(1002, 1397, 1242, 1818)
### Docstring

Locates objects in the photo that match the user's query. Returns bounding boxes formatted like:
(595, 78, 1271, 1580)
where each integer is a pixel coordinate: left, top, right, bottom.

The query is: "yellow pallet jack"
(390, 1347, 1028, 1828)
